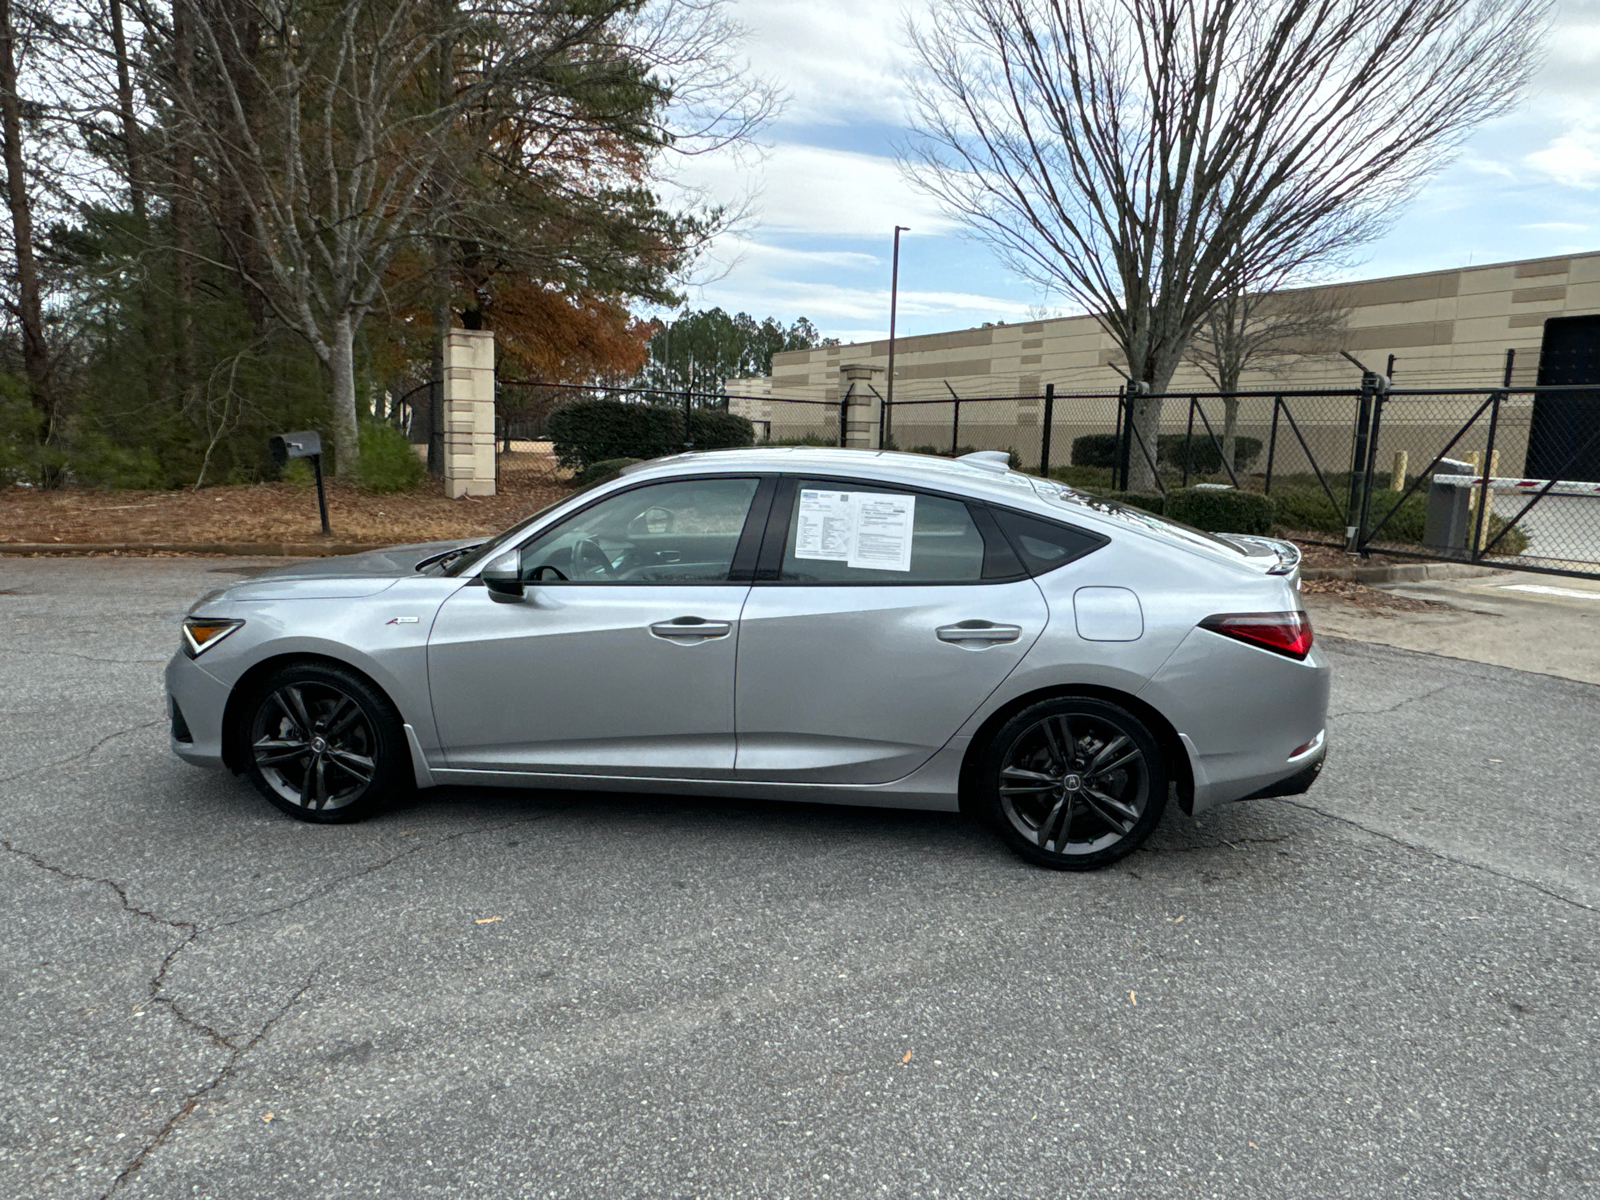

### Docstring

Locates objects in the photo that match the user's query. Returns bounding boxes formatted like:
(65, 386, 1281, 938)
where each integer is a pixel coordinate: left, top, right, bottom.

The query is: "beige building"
(728, 250, 1600, 475)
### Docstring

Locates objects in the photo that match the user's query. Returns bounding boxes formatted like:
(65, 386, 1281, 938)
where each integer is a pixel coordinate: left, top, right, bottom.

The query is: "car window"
(989, 507, 1108, 576)
(518, 477, 759, 583)
(779, 482, 986, 583)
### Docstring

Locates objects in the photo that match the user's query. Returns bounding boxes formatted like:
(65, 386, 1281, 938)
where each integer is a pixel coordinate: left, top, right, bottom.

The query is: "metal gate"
(1354, 362, 1600, 579)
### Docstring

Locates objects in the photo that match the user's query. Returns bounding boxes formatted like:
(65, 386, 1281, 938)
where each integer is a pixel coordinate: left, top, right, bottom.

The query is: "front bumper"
(165, 651, 231, 768)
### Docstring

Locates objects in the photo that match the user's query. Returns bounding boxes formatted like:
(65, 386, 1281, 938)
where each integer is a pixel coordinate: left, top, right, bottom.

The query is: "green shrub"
(1164, 487, 1276, 535)
(547, 397, 685, 469)
(1157, 434, 1263, 475)
(909, 444, 1023, 469)
(772, 433, 836, 447)
(1049, 464, 1115, 489)
(1070, 434, 1119, 469)
(1087, 490, 1166, 515)
(356, 420, 426, 493)
(571, 457, 639, 487)
(1270, 484, 1346, 535)
(0, 375, 42, 484)
(1069, 432, 1263, 475)
(686, 409, 755, 450)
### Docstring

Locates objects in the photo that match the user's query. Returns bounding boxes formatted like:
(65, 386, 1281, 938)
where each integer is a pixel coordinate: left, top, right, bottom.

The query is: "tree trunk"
(1125, 395, 1163, 493)
(0, 0, 51, 477)
(329, 313, 361, 477)
(172, 0, 197, 400)
(108, 0, 147, 225)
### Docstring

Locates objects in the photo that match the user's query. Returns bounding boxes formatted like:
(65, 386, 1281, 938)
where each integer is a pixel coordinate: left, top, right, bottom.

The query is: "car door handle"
(937, 621, 1023, 645)
(649, 617, 733, 642)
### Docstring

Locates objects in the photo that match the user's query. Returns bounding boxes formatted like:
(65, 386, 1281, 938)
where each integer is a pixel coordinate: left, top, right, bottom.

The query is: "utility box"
(1423, 458, 1475, 553)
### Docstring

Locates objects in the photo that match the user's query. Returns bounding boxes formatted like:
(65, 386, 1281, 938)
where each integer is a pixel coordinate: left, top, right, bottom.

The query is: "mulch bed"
(0, 453, 572, 549)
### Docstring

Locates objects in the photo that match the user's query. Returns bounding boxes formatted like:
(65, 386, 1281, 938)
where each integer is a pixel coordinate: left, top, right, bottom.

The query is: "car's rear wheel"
(239, 662, 410, 823)
(977, 697, 1166, 870)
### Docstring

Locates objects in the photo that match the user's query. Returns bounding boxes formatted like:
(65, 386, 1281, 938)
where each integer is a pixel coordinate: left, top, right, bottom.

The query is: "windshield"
(1028, 478, 1248, 557)
(437, 475, 619, 577)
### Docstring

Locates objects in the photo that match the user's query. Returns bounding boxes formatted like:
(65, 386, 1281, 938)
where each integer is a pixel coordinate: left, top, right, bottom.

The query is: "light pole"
(886, 226, 909, 431)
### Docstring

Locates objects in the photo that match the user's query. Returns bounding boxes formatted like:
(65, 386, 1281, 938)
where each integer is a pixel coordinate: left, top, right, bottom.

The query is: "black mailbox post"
(269, 430, 331, 536)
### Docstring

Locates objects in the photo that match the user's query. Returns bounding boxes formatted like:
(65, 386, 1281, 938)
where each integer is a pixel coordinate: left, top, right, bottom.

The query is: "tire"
(976, 697, 1166, 870)
(237, 662, 411, 824)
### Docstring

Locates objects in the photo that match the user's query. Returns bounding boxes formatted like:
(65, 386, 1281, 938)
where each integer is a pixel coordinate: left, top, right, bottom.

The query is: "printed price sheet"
(794, 489, 916, 571)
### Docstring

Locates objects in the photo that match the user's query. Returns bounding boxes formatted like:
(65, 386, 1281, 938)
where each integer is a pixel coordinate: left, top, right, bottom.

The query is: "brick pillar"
(443, 329, 495, 498)
(838, 362, 882, 448)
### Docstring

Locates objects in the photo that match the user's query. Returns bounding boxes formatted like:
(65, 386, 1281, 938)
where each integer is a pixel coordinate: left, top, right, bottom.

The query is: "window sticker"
(794, 489, 917, 572)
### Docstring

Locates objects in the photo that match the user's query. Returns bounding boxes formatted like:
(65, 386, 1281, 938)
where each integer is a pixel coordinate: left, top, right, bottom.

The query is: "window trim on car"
(472, 472, 776, 588)
(753, 474, 1030, 587)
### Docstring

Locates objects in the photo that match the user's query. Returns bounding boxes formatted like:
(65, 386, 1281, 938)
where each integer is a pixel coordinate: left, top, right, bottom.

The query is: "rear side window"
(779, 483, 986, 583)
(990, 508, 1107, 576)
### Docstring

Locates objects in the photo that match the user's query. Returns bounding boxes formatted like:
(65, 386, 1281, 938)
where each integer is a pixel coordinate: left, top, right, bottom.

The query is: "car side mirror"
(481, 550, 524, 600)
(629, 506, 675, 537)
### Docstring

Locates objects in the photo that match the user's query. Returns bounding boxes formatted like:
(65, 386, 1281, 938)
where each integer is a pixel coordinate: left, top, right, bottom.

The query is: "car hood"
(196, 538, 483, 605)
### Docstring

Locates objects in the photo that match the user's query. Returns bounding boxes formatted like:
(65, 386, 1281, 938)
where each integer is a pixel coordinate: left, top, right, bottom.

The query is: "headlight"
(182, 617, 244, 658)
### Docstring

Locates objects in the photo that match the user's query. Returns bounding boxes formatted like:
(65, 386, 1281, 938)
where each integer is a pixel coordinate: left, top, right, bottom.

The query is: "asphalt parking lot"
(2, 557, 1597, 1199)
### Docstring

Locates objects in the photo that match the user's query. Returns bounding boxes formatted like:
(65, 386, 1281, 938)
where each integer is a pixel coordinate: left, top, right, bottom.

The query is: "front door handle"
(649, 616, 733, 642)
(937, 620, 1023, 645)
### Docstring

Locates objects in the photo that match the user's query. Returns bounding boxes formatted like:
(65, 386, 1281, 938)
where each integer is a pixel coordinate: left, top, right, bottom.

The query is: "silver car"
(166, 448, 1328, 869)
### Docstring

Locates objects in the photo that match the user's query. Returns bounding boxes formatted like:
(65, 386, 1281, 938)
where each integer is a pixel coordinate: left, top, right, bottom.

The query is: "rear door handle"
(649, 617, 733, 642)
(937, 620, 1022, 645)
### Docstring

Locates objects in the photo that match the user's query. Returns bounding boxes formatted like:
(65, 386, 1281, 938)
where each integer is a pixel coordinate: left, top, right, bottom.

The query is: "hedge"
(1089, 490, 1166, 515)
(1163, 487, 1275, 535)
(1069, 432, 1262, 474)
(547, 398, 754, 470)
(570, 457, 640, 487)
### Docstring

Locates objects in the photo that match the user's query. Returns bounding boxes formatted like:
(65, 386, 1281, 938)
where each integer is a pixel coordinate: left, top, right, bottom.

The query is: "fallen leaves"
(901, 1050, 913, 1064)
(475, 916, 503, 925)
(262, 1113, 274, 1123)
(1129, 991, 1137, 1006)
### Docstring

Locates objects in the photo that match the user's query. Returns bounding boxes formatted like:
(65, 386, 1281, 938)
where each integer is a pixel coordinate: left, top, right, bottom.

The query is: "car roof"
(622, 447, 1048, 506)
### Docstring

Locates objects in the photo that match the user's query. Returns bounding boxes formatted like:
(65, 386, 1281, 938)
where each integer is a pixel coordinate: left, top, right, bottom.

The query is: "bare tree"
(166, 0, 773, 475)
(1185, 284, 1349, 471)
(902, 0, 1550, 490)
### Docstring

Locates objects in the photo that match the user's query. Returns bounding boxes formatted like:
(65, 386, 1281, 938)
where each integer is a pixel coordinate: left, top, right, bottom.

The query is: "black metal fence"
(394, 367, 1600, 580)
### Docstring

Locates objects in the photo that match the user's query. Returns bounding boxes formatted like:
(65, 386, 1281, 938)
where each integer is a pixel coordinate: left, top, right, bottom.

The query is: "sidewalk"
(1304, 570, 1600, 685)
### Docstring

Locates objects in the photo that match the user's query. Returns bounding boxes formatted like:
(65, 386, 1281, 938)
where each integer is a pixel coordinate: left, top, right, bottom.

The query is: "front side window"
(518, 477, 759, 583)
(779, 482, 987, 583)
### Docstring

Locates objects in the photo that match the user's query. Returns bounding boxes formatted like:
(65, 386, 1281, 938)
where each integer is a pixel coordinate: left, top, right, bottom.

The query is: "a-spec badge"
(385, 616, 420, 625)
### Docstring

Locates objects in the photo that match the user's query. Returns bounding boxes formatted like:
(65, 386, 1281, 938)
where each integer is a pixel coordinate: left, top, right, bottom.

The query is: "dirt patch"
(1301, 577, 1445, 613)
(1280, 534, 1412, 572)
(1, 452, 572, 548)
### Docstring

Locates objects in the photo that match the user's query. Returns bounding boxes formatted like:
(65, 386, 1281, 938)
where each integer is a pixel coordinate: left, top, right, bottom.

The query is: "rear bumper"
(1240, 743, 1326, 800)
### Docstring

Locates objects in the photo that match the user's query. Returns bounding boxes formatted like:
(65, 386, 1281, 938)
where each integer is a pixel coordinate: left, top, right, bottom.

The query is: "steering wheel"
(572, 535, 619, 580)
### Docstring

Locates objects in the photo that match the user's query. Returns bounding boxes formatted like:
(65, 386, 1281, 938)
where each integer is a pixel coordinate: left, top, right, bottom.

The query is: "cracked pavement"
(1, 556, 1597, 1199)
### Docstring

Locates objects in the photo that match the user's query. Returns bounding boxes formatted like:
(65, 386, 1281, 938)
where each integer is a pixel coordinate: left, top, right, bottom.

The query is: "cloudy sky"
(669, 0, 1600, 344)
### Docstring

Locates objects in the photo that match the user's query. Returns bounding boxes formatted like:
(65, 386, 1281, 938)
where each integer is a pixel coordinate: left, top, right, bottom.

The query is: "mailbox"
(269, 430, 331, 536)
(269, 430, 323, 466)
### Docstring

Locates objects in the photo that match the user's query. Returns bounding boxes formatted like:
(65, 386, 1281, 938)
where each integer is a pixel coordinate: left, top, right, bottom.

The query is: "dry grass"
(1, 450, 572, 547)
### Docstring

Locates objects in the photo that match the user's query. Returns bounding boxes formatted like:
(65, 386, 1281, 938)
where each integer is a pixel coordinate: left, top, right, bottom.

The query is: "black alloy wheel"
(240, 663, 409, 823)
(978, 697, 1166, 870)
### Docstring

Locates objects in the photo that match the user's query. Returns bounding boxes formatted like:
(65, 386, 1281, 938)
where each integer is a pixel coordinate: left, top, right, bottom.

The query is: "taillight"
(1199, 611, 1313, 660)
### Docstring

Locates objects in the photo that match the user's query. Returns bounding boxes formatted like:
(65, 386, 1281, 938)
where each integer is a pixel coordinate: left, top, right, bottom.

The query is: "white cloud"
(1527, 128, 1600, 188)
(734, 0, 931, 125)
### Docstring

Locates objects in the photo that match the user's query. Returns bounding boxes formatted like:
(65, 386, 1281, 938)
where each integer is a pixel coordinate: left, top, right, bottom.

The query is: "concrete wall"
(732, 250, 1600, 407)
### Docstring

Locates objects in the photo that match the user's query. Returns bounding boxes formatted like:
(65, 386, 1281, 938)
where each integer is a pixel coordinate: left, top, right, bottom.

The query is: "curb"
(1301, 562, 1504, 584)
(0, 541, 388, 558)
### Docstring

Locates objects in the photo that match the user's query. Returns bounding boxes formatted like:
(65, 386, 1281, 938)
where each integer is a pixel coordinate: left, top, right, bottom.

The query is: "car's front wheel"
(239, 662, 410, 823)
(977, 697, 1166, 870)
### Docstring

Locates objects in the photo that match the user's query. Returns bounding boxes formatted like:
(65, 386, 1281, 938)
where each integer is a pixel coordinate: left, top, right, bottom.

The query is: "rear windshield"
(1028, 479, 1247, 557)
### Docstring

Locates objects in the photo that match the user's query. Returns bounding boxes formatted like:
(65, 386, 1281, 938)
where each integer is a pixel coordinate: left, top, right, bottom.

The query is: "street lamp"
(886, 226, 910, 425)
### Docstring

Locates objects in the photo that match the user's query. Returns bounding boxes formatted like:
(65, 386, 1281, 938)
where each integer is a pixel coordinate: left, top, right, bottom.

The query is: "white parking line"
(1497, 583, 1600, 600)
